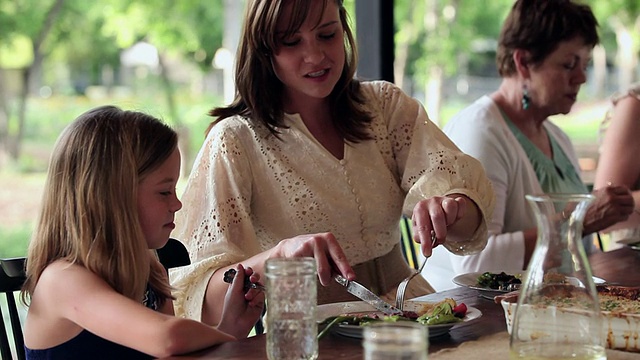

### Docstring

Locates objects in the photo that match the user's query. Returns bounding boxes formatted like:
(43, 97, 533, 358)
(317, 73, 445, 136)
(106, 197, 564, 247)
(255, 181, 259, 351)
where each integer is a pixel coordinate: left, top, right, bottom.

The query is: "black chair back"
(156, 238, 267, 336)
(0, 257, 27, 360)
(157, 238, 191, 271)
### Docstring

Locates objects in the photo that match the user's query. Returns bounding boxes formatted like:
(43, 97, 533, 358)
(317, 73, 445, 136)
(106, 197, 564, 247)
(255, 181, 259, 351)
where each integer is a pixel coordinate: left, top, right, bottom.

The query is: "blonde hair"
(22, 105, 177, 306)
(209, 0, 371, 141)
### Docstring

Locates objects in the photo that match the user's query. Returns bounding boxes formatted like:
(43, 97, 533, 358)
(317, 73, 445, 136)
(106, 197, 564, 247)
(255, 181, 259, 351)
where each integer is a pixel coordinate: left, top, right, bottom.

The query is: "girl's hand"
(272, 232, 355, 287)
(217, 264, 265, 339)
(411, 196, 468, 257)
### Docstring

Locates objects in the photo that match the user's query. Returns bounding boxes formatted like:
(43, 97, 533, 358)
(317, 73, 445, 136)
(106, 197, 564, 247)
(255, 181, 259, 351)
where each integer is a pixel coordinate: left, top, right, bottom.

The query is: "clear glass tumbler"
(363, 322, 428, 360)
(510, 194, 605, 360)
(266, 257, 318, 360)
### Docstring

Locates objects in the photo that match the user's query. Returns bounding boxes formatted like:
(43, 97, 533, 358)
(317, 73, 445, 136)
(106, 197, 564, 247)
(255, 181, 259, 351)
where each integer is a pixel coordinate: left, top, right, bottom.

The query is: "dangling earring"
(521, 83, 531, 110)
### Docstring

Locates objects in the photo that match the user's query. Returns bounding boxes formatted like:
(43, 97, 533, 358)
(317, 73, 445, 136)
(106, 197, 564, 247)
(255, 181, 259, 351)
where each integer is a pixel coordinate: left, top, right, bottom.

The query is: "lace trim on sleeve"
(369, 81, 494, 254)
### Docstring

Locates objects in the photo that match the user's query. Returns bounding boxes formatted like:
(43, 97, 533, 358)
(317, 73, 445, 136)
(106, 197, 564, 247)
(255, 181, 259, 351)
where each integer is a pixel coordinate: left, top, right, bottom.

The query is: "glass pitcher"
(510, 194, 605, 360)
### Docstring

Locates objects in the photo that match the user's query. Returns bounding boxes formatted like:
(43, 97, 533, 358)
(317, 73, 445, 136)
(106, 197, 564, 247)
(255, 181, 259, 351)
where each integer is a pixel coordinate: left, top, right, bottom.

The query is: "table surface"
(163, 246, 640, 359)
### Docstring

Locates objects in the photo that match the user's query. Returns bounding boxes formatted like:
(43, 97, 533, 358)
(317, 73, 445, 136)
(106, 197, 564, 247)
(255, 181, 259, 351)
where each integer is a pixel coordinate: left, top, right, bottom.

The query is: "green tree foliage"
(0, 0, 65, 162)
(95, 0, 224, 71)
(0, 0, 227, 169)
(49, 1, 121, 93)
(393, 0, 513, 122)
(586, 0, 640, 89)
(1, 0, 639, 166)
(395, 0, 512, 83)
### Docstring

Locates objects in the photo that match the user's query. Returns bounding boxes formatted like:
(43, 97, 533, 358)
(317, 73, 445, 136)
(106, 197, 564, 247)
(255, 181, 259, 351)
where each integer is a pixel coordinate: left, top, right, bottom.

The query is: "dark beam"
(355, 0, 395, 82)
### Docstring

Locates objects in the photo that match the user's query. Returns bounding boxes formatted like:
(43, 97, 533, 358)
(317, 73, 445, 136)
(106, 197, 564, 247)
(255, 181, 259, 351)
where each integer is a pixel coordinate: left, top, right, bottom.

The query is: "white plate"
(452, 271, 524, 295)
(629, 243, 640, 251)
(316, 301, 482, 338)
(452, 271, 606, 294)
(617, 238, 640, 251)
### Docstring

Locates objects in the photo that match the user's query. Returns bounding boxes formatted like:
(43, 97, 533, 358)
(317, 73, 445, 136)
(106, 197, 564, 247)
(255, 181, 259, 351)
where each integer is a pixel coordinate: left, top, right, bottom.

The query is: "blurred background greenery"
(1, 0, 638, 257)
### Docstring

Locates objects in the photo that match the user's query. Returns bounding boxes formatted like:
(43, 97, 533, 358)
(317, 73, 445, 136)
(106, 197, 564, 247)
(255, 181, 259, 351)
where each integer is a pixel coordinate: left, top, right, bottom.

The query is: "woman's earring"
(521, 84, 530, 110)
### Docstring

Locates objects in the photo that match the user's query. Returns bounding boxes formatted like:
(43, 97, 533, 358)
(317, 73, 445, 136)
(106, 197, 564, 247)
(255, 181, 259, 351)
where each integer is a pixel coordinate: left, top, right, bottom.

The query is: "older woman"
(442, 0, 634, 273)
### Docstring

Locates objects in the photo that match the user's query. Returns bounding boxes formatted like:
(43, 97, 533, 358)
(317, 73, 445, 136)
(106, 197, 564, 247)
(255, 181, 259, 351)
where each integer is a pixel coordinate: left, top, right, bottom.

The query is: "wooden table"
(588, 246, 639, 286)
(163, 247, 639, 359)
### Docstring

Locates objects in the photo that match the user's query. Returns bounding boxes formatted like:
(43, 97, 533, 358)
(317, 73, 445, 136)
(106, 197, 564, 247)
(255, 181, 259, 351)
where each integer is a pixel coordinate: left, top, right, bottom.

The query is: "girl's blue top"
(25, 285, 159, 360)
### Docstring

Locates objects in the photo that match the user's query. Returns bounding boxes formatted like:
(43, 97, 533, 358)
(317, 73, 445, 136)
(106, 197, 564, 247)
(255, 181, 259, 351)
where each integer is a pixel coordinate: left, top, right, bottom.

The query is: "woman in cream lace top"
(595, 83, 640, 245)
(171, 0, 495, 325)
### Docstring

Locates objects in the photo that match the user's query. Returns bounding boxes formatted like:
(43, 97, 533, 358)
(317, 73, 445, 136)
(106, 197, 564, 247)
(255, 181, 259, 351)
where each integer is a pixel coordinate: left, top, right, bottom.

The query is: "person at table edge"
(441, 0, 633, 274)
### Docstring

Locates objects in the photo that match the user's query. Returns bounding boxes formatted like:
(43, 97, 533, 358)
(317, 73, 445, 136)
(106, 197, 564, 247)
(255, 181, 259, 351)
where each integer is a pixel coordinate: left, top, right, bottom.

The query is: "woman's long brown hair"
(208, 0, 372, 142)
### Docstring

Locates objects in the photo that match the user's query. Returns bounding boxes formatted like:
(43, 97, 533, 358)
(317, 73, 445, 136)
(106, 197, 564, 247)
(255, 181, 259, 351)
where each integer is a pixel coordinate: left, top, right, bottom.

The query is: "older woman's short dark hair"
(496, 0, 599, 77)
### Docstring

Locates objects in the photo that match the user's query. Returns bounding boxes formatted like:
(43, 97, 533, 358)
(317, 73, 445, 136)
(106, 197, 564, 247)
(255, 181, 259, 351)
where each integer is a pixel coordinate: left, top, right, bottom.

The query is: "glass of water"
(363, 322, 428, 360)
(266, 257, 318, 360)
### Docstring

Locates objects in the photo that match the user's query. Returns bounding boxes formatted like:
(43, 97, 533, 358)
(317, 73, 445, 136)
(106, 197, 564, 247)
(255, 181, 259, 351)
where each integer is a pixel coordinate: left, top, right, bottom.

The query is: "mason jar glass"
(266, 257, 318, 360)
(363, 321, 428, 360)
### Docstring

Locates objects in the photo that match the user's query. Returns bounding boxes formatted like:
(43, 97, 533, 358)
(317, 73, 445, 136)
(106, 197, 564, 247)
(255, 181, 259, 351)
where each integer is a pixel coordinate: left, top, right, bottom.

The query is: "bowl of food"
(497, 285, 640, 352)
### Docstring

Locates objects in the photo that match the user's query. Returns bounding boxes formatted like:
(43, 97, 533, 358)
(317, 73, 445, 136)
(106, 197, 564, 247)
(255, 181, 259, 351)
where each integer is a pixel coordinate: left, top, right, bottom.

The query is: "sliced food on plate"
(317, 298, 477, 339)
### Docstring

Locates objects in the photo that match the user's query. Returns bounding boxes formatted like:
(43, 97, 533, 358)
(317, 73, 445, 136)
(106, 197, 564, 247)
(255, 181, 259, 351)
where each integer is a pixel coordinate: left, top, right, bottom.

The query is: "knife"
(334, 275, 404, 316)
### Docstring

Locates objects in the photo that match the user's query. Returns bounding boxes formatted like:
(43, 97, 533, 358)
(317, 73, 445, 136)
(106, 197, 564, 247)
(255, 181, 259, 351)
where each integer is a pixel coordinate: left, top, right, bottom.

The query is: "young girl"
(21, 106, 264, 359)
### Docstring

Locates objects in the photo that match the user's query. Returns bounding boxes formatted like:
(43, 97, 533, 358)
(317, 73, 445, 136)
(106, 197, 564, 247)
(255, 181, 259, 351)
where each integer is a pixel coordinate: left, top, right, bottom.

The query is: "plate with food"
(453, 271, 606, 296)
(452, 271, 524, 295)
(316, 298, 481, 339)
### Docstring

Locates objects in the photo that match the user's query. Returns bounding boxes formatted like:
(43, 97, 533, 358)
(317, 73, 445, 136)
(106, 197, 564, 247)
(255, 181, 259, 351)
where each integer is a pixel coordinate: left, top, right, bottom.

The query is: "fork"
(395, 231, 437, 310)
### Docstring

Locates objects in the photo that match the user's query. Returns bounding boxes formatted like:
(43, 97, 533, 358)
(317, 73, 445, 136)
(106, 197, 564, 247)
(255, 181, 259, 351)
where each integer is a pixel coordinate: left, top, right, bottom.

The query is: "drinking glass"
(363, 322, 428, 360)
(266, 257, 318, 360)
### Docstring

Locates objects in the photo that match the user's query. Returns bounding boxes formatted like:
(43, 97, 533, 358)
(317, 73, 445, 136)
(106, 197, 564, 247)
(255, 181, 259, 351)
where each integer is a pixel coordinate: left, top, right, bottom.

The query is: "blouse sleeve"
(373, 82, 495, 255)
(443, 101, 533, 273)
(444, 119, 527, 272)
(449, 136, 527, 272)
(170, 120, 262, 320)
